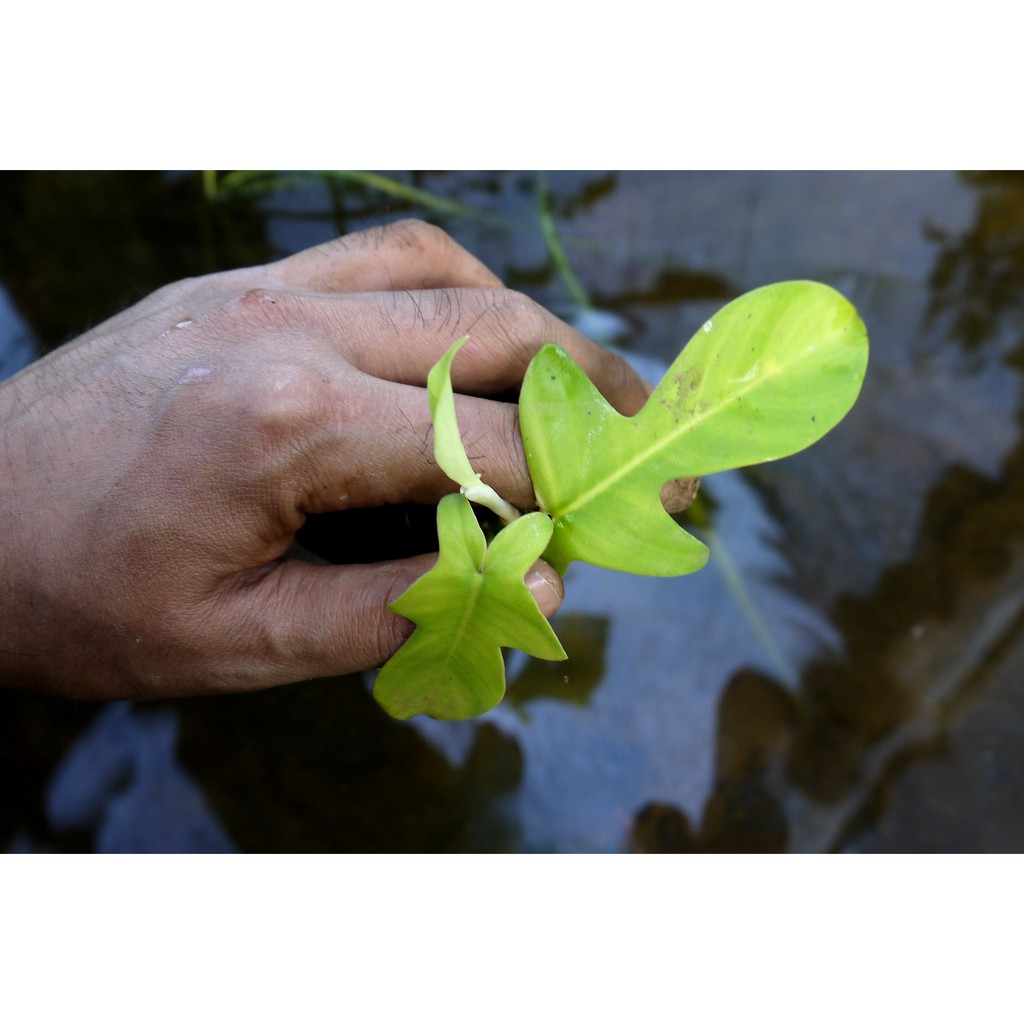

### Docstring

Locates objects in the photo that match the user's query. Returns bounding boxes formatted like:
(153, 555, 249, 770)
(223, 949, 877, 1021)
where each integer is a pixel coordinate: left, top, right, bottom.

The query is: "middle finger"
(314, 286, 653, 415)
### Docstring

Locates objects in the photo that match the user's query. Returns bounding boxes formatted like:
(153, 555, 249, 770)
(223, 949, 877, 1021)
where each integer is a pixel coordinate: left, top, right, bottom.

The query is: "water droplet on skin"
(179, 365, 213, 383)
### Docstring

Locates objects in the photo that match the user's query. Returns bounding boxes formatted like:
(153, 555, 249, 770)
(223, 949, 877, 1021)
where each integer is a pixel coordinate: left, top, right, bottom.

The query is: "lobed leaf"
(373, 494, 566, 720)
(519, 280, 869, 575)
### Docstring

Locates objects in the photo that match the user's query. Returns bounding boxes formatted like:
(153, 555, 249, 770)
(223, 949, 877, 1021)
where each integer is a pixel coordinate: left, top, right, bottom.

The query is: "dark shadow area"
(506, 614, 609, 713)
(925, 170, 1024, 352)
(174, 678, 523, 853)
(0, 171, 271, 352)
(0, 691, 102, 851)
(630, 669, 798, 853)
(297, 505, 440, 565)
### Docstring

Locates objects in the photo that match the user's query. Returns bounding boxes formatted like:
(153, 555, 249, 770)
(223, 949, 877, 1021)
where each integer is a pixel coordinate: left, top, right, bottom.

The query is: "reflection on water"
(505, 614, 610, 714)
(4, 170, 1024, 852)
(45, 702, 236, 853)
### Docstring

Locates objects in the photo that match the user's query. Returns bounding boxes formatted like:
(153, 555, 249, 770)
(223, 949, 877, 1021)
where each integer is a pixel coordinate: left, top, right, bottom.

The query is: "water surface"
(3, 170, 1022, 852)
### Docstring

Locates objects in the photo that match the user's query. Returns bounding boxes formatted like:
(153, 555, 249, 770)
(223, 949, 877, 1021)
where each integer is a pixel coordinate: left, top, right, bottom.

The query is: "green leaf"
(520, 280, 869, 575)
(428, 335, 520, 524)
(373, 494, 567, 720)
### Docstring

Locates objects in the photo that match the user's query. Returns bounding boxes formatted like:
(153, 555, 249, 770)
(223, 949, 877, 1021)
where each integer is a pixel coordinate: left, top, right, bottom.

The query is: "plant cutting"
(373, 280, 869, 720)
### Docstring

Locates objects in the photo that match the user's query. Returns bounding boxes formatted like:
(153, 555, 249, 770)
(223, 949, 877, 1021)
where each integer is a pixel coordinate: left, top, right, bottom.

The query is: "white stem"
(461, 482, 521, 525)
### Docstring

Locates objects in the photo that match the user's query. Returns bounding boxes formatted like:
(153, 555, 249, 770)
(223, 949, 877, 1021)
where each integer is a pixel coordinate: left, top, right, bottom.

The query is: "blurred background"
(2, 169, 1022, 853)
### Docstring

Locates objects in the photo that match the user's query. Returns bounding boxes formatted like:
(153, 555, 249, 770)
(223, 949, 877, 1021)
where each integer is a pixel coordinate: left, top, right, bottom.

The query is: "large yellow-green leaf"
(373, 494, 567, 720)
(519, 280, 869, 575)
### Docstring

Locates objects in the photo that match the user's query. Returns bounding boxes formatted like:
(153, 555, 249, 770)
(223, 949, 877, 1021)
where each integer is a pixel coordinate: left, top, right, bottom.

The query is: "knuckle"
(246, 368, 323, 440)
(200, 363, 323, 452)
(464, 290, 548, 366)
(215, 287, 290, 324)
(486, 289, 547, 349)
(382, 218, 455, 256)
(151, 266, 271, 311)
(200, 287, 315, 346)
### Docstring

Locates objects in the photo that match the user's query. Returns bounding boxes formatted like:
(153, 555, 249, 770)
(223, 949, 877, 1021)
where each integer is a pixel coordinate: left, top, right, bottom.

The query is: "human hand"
(0, 220, 653, 699)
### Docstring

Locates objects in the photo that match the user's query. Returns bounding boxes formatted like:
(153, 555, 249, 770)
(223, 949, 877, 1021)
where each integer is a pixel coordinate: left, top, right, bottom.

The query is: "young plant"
(372, 494, 566, 720)
(372, 280, 869, 721)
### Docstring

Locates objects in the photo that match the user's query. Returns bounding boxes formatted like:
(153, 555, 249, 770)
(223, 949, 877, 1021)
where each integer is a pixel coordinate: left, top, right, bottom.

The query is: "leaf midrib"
(428, 571, 485, 693)
(548, 343, 825, 521)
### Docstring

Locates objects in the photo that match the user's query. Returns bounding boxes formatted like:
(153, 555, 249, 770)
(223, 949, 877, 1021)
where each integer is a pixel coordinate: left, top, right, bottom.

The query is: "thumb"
(224, 554, 564, 690)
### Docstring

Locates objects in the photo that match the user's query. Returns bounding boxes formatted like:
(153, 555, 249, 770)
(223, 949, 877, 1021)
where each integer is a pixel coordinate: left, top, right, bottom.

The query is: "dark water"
(3, 169, 1023, 853)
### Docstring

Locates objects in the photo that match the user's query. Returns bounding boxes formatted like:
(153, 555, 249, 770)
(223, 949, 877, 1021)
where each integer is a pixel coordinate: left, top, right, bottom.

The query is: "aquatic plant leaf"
(373, 494, 567, 720)
(428, 335, 478, 490)
(428, 335, 519, 523)
(520, 280, 869, 574)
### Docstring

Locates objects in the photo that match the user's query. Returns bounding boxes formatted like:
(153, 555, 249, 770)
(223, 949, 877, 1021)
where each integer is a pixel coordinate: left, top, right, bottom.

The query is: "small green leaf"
(520, 280, 869, 575)
(373, 494, 567, 720)
(428, 336, 520, 524)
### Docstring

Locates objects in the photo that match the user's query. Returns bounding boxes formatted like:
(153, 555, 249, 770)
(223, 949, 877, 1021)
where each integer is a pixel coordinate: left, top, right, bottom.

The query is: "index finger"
(270, 219, 505, 294)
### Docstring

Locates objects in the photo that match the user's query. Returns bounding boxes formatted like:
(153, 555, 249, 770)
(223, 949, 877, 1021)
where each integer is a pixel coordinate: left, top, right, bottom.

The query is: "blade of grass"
(201, 170, 219, 199)
(328, 171, 492, 222)
(209, 169, 509, 226)
(537, 170, 591, 310)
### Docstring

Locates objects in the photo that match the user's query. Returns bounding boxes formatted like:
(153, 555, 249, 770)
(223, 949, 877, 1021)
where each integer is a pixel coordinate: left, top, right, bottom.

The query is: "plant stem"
(462, 483, 521, 525)
(537, 171, 591, 310)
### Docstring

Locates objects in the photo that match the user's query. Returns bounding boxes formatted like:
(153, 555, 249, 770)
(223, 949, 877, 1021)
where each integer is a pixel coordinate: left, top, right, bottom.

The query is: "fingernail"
(525, 569, 563, 617)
